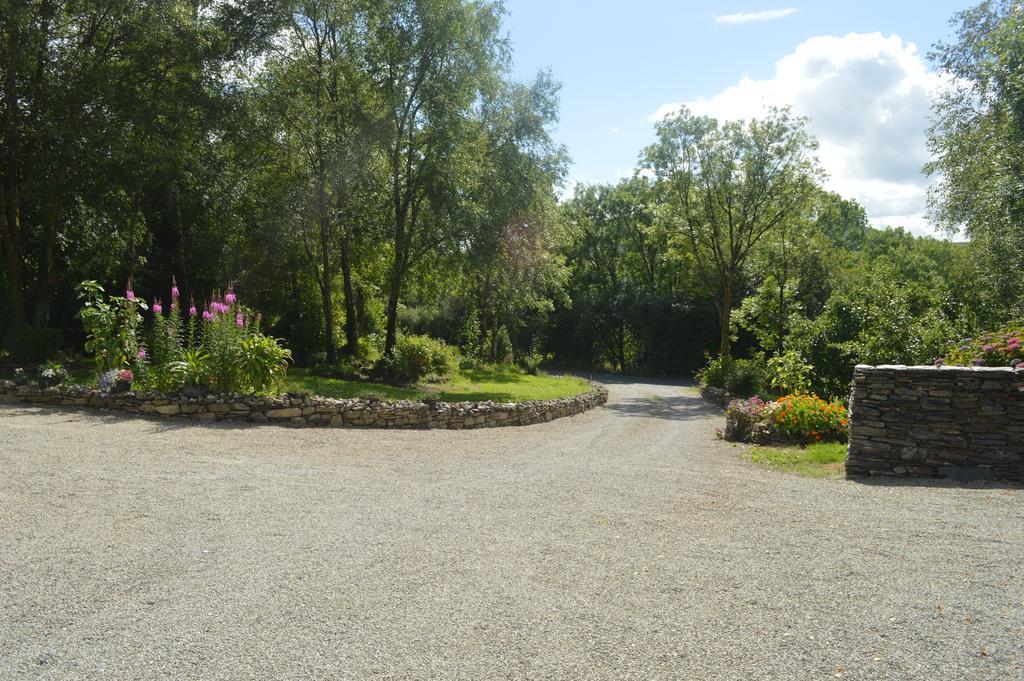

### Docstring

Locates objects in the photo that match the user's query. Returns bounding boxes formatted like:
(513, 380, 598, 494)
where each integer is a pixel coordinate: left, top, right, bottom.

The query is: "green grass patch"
(746, 442, 847, 479)
(4, 363, 592, 404)
(283, 366, 592, 403)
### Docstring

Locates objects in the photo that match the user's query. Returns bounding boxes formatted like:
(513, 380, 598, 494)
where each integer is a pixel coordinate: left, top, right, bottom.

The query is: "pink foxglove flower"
(171, 276, 180, 300)
(225, 289, 236, 304)
(235, 312, 244, 327)
(189, 305, 198, 317)
(202, 309, 213, 322)
(153, 299, 163, 314)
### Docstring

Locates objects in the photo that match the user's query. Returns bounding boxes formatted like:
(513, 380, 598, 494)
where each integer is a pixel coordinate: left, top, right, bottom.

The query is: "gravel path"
(1, 376, 1022, 680)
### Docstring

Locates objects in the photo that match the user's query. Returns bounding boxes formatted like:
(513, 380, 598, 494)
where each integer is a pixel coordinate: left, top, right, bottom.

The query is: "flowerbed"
(76, 278, 291, 396)
(722, 393, 848, 445)
(936, 320, 1024, 368)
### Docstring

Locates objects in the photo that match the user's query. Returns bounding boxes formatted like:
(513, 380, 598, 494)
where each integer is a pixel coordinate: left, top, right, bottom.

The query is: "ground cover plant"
(745, 442, 847, 479)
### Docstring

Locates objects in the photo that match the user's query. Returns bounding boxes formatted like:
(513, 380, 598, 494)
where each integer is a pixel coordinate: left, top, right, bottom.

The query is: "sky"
(502, 0, 972, 236)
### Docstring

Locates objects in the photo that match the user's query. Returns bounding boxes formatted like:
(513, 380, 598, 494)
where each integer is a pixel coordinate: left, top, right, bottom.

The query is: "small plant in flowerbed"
(76, 278, 291, 396)
(935, 320, 1024, 369)
(37, 360, 68, 389)
(721, 393, 848, 445)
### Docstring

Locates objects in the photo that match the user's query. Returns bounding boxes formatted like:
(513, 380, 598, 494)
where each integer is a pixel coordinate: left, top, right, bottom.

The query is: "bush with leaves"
(376, 334, 459, 385)
(767, 351, 813, 395)
(76, 280, 147, 376)
(696, 354, 767, 398)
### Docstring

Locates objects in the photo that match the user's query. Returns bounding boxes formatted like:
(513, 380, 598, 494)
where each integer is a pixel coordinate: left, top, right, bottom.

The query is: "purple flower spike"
(235, 312, 244, 327)
(189, 305, 197, 317)
(972, 358, 986, 366)
(126, 289, 135, 301)
(225, 291, 237, 304)
(202, 310, 213, 322)
(138, 348, 147, 360)
(153, 299, 163, 314)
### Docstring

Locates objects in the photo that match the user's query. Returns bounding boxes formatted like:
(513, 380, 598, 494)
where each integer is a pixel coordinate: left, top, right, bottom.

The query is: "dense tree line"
(2, 0, 1021, 395)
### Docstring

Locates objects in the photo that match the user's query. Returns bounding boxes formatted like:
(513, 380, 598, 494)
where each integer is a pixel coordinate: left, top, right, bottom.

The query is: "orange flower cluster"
(768, 393, 849, 443)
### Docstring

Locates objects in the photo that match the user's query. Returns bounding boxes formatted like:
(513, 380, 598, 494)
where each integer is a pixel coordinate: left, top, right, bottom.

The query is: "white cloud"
(609, 127, 621, 134)
(651, 33, 944, 236)
(714, 8, 797, 25)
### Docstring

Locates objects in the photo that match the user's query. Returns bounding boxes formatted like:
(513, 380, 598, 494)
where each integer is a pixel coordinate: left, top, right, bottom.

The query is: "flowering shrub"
(721, 393, 848, 444)
(78, 278, 291, 395)
(764, 394, 848, 443)
(118, 368, 135, 383)
(723, 396, 767, 441)
(937, 320, 1024, 368)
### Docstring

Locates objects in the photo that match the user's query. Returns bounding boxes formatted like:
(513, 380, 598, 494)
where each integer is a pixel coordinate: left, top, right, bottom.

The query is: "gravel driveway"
(1, 376, 1022, 680)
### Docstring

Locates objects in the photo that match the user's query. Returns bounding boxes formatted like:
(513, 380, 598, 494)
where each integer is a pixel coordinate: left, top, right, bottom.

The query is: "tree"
(642, 107, 821, 356)
(926, 0, 1024, 315)
(258, 0, 373, 361)
(364, 0, 507, 357)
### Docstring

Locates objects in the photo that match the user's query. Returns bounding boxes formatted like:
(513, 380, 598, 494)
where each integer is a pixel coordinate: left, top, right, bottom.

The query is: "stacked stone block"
(0, 380, 608, 430)
(847, 365, 1024, 482)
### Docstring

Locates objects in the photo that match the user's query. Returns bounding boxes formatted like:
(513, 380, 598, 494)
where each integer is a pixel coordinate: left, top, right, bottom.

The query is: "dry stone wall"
(847, 365, 1024, 483)
(0, 380, 608, 429)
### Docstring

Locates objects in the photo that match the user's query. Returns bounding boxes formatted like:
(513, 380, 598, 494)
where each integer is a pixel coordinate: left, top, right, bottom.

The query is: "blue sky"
(502, 1, 972, 235)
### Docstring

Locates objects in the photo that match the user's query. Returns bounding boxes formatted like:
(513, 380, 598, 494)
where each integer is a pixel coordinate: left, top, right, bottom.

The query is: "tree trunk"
(32, 161, 67, 327)
(1, 44, 25, 327)
(339, 225, 358, 355)
(718, 283, 733, 357)
(383, 257, 402, 357)
(318, 166, 336, 364)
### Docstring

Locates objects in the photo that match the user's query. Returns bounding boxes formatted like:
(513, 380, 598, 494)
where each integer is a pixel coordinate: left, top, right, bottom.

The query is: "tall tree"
(364, 0, 507, 357)
(926, 0, 1024, 315)
(642, 107, 821, 356)
(259, 0, 373, 361)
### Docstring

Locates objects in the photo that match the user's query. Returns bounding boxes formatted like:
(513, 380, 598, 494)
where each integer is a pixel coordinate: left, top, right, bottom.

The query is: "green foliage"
(767, 351, 813, 395)
(169, 349, 210, 389)
(696, 354, 767, 398)
(519, 353, 545, 376)
(747, 442, 847, 478)
(927, 0, 1024, 311)
(235, 335, 292, 393)
(2, 327, 65, 363)
(76, 281, 147, 376)
(376, 334, 460, 385)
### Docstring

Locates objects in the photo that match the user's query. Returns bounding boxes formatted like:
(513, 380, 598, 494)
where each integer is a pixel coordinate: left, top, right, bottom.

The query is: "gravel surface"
(1, 376, 1022, 680)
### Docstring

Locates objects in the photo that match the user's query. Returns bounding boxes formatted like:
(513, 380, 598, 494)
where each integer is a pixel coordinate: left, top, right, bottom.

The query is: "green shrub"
(377, 334, 459, 385)
(696, 354, 767, 397)
(76, 280, 146, 376)
(2, 327, 65, 363)
(234, 334, 291, 393)
(766, 350, 813, 395)
(519, 353, 545, 376)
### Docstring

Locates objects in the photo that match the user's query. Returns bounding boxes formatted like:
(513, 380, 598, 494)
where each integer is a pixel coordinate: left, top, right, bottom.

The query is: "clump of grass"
(745, 442, 847, 478)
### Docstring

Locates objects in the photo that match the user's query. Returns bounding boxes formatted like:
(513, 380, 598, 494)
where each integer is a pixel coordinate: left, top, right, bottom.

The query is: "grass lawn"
(4, 364, 593, 404)
(283, 366, 592, 403)
(745, 442, 847, 478)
